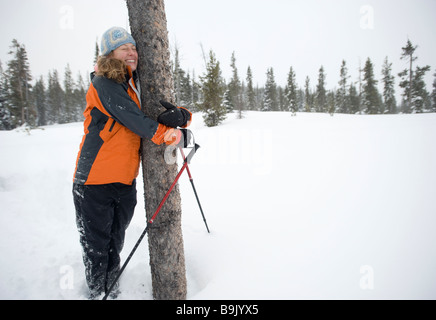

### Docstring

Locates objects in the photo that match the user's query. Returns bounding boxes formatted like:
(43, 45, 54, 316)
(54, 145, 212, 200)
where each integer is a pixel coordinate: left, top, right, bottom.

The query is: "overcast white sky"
(1, 0, 435, 96)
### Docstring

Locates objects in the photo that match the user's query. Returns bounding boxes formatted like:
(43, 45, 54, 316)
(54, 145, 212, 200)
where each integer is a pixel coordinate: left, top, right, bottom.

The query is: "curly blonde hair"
(96, 56, 127, 83)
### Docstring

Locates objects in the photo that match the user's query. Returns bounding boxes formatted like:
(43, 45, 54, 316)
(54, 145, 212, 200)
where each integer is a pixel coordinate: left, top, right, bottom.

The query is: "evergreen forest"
(1, 38, 435, 130)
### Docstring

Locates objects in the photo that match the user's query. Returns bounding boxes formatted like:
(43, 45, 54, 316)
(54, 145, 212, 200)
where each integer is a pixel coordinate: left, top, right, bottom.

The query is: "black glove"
(158, 101, 186, 128)
(179, 108, 191, 127)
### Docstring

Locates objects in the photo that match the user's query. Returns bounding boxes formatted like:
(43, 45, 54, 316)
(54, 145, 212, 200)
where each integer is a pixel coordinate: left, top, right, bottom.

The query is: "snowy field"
(0, 111, 435, 300)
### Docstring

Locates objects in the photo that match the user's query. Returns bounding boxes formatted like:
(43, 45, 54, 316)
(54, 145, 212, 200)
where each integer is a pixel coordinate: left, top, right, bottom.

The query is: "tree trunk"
(126, 0, 187, 300)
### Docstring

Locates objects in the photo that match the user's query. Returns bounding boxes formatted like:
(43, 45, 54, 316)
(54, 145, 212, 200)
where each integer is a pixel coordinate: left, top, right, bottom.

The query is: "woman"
(72, 27, 191, 299)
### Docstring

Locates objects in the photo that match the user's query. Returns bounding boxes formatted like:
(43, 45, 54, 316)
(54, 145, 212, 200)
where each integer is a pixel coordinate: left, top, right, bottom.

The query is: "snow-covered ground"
(1, 111, 435, 300)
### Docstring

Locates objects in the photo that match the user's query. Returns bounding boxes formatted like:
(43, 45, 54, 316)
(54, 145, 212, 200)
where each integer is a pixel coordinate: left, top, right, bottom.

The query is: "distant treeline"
(1, 38, 435, 130)
(175, 39, 436, 126)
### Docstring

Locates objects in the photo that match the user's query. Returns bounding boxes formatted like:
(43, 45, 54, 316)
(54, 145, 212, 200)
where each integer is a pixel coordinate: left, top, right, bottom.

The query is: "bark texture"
(126, 0, 187, 300)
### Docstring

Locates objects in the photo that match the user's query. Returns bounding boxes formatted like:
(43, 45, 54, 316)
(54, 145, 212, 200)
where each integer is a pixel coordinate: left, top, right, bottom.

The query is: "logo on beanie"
(112, 30, 125, 41)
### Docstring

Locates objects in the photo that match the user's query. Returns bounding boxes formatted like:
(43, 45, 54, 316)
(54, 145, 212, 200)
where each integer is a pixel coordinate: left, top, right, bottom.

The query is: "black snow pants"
(73, 181, 137, 298)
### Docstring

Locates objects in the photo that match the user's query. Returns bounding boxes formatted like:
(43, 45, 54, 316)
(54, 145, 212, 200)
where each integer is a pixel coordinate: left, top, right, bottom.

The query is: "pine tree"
(6, 39, 33, 127)
(398, 40, 431, 113)
(191, 70, 200, 111)
(93, 39, 100, 65)
(285, 66, 298, 115)
(411, 65, 431, 113)
(277, 86, 285, 111)
(198, 50, 226, 127)
(349, 83, 360, 114)
(357, 59, 363, 102)
(362, 58, 380, 114)
(315, 66, 327, 112)
(0, 60, 13, 130)
(33, 76, 46, 126)
(240, 80, 246, 114)
(73, 72, 86, 122)
(223, 88, 233, 113)
(337, 60, 350, 113)
(47, 70, 64, 124)
(399, 39, 417, 111)
(172, 47, 184, 105)
(398, 69, 410, 113)
(297, 89, 305, 113)
(180, 71, 193, 107)
(327, 90, 336, 116)
(64, 64, 75, 123)
(263, 67, 278, 111)
(304, 76, 313, 112)
(381, 57, 397, 114)
(228, 52, 242, 117)
(171, 47, 194, 109)
(245, 66, 256, 110)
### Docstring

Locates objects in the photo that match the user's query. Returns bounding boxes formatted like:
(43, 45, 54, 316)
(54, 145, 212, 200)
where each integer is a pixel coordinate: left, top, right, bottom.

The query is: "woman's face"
(112, 43, 138, 72)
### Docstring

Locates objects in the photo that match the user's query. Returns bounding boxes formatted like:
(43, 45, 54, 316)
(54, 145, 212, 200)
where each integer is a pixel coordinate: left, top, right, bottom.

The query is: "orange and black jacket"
(74, 67, 168, 186)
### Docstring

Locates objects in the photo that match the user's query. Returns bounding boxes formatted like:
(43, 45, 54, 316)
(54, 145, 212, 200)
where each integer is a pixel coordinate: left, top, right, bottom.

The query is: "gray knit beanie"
(100, 27, 136, 56)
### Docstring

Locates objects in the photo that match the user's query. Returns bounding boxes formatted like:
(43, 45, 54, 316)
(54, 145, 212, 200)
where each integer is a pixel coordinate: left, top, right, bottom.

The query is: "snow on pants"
(73, 181, 137, 297)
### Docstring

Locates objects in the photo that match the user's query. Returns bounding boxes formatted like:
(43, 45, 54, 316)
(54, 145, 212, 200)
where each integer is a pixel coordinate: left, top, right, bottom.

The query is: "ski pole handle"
(184, 143, 200, 164)
(178, 129, 193, 148)
(177, 129, 199, 164)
